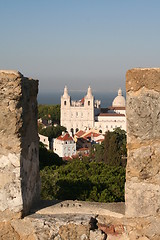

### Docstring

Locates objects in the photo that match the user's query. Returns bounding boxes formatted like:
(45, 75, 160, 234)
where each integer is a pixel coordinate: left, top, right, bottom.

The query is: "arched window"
(64, 101, 66, 105)
(76, 128, 79, 133)
(88, 101, 90, 106)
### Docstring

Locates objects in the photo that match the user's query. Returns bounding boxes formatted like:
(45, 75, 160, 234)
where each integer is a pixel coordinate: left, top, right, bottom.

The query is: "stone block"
(126, 89, 160, 144)
(0, 70, 40, 218)
(126, 144, 160, 184)
(125, 68, 160, 217)
(89, 229, 106, 240)
(125, 181, 160, 217)
(126, 68, 160, 92)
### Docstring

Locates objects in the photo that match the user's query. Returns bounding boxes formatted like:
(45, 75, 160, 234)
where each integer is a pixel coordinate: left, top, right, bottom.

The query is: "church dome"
(112, 88, 125, 107)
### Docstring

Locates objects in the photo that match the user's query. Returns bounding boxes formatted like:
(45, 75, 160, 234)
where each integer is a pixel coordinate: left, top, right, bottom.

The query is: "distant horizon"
(38, 89, 126, 108)
(1, 1, 159, 93)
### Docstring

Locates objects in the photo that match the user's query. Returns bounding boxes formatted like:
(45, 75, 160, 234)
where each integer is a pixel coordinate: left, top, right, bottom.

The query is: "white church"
(60, 86, 126, 135)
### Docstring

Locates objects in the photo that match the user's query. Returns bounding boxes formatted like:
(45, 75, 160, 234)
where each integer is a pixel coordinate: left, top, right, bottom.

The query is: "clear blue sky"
(0, 0, 160, 93)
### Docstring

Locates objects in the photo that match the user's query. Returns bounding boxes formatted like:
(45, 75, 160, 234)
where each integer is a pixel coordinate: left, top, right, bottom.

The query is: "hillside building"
(39, 134, 50, 150)
(53, 132, 76, 158)
(61, 86, 126, 134)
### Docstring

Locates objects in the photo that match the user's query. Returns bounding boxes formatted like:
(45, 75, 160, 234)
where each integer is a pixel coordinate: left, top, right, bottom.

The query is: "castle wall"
(0, 69, 160, 239)
(0, 70, 40, 218)
(125, 68, 160, 217)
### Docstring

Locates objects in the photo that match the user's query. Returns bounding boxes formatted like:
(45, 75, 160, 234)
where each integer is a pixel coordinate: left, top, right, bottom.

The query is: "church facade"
(60, 86, 126, 135)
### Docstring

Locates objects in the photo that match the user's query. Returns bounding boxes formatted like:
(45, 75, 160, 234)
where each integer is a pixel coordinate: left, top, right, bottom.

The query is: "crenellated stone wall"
(0, 70, 40, 218)
(0, 69, 160, 239)
(125, 68, 160, 217)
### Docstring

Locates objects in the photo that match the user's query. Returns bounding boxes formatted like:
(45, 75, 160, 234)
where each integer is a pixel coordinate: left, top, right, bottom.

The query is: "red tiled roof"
(78, 147, 89, 151)
(80, 97, 84, 104)
(83, 132, 100, 138)
(99, 113, 125, 117)
(62, 155, 78, 160)
(96, 139, 104, 142)
(108, 106, 126, 110)
(75, 130, 86, 138)
(72, 154, 78, 159)
(57, 133, 73, 141)
(62, 156, 72, 161)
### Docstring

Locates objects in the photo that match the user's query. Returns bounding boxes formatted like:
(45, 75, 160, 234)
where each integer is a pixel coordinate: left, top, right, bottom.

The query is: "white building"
(61, 86, 126, 134)
(53, 132, 76, 158)
(39, 134, 50, 150)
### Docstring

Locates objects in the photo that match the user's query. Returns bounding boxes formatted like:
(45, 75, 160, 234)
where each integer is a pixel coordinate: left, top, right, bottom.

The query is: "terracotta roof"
(78, 147, 89, 151)
(62, 156, 72, 161)
(75, 130, 86, 138)
(98, 113, 125, 117)
(57, 133, 74, 141)
(83, 132, 100, 138)
(80, 97, 85, 104)
(108, 106, 126, 110)
(62, 154, 78, 160)
(96, 139, 104, 142)
(72, 154, 78, 159)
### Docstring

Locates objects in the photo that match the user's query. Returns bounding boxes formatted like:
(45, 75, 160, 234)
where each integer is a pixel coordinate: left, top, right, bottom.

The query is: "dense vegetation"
(38, 104, 60, 123)
(38, 104, 126, 202)
(38, 104, 66, 139)
(40, 159, 125, 202)
(39, 125, 66, 139)
(39, 142, 64, 170)
(91, 128, 127, 167)
(39, 128, 126, 203)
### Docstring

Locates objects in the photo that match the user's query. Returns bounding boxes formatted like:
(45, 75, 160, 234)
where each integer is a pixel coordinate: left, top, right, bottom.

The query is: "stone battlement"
(0, 69, 159, 239)
(0, 71, 40, 217)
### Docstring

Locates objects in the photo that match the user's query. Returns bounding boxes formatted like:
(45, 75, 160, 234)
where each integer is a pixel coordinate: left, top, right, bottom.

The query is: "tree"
(90, 142, 104, 162)
(40, 159, 125, 202)
(39, 142, 64, 170)
(103, 128, 127, 166)
(39, 125, 66, 139)
(38, 104, 60, 124)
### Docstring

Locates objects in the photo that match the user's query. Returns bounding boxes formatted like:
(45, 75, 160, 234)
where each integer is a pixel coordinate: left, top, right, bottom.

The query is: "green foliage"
(39, 127, 127, 203)
(38, 104, 60, 123)
(90, 142, 104, 162)
(39, 143, 64, 170)
(90, 128, 127, 166)
(103, 128, 127, 167)
(40, 159, 125, 202)
(39, 125, 66, 139)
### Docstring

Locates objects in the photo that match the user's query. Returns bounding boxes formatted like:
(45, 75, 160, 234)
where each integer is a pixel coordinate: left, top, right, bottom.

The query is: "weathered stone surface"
(126, 89, 160, 144)
(34, 200, 125, 218)
(0, 200, 159, 239)
(59, 223, 89, 240)
(125, 68, 160, 218)
(0, 68, 160, 238)
(0, 70, 40, 217)
(126, 68, 160, 92)
(0, 222, 20, 240)
(125, 181, 160, 217)
(89, 229, 105, 240)
(126, 144, 160, 184)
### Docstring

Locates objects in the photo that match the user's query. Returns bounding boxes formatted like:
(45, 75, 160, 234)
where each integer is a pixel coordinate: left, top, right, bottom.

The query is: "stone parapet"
(0, 200, 159, 239)
(125, 68, 160, 217)
(0, 70, 40, 218)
